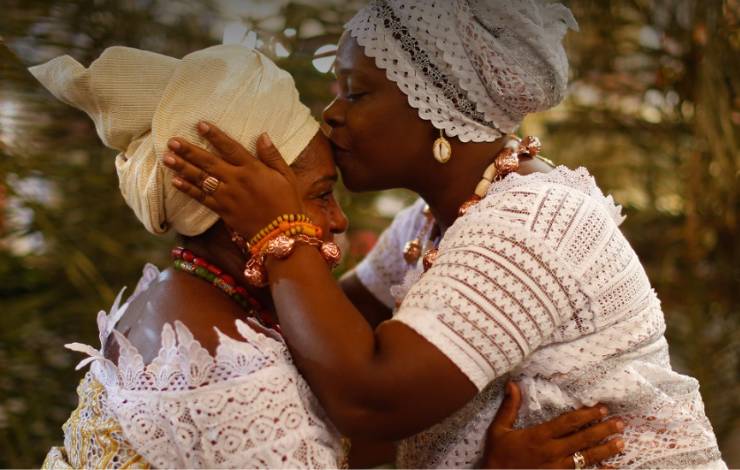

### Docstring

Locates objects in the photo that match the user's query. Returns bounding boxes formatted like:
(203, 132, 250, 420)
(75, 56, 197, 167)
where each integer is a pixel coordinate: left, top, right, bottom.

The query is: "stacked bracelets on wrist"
(235, 213, 342, 287)
(250, 214, 313, 246)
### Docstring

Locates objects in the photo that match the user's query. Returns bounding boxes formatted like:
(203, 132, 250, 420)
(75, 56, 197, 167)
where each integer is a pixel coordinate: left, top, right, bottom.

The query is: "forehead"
(292, 132, 337, 184)
(335, 33, 381, 77)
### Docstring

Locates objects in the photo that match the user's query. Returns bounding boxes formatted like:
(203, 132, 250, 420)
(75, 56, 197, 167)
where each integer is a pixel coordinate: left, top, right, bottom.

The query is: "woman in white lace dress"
(31, 44, 351, 469)
(164, 1, 727, 468)
(32, 40, 622, 469)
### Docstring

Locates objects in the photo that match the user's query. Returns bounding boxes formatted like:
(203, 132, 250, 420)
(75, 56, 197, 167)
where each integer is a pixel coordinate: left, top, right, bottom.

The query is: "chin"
(339, 171, 369, 192)
(338, 165, 382, 193)
(336, 152, 396, 193)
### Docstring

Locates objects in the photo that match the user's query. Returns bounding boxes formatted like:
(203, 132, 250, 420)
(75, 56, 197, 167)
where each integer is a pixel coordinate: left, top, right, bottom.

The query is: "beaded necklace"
(171, 247, 282, 335)
(403, 135, 551, 272)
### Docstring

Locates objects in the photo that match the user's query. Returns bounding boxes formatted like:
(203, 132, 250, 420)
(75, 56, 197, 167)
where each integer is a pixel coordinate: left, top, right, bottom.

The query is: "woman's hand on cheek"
(481, 381, 625, 469)
(163, 122, 304, 238)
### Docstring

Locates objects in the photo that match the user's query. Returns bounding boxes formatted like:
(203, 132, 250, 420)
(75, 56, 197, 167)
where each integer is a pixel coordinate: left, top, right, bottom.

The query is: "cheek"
(341, 107, 430, 192)
(303, 203, 331, 238)
(346, 104, 383, 153)
(348, 94, 428, 165)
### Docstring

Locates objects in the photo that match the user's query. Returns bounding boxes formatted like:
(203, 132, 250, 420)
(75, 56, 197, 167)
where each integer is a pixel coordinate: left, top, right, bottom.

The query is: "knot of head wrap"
(345, 0, 579, 142)
(29, 45, 319, 236)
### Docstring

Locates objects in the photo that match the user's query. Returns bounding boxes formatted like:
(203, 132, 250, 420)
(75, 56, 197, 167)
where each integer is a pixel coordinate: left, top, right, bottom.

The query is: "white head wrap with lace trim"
(345, 0, 578, 142)
(28, 45, 319, 236)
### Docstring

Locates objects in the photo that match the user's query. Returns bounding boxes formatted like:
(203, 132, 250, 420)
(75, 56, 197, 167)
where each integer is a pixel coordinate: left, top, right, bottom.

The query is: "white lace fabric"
(62, 264, 343, 469)
(345, 0, 578, 142)
(355, 166, 725, 469)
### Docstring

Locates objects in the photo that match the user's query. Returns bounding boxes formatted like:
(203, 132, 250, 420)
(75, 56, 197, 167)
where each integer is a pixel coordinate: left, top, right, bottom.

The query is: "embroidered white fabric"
(345, 0, 578, 142)
(65, 264, 342, 469)
(355, 166, 725, 469)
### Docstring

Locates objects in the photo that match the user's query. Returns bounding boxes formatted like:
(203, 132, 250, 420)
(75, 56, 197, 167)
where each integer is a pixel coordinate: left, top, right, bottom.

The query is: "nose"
(322, 98, 345, 129)
(329, 202, 349, 235)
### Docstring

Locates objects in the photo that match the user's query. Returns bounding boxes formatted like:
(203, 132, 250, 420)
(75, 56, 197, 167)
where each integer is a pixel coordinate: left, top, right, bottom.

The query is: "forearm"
(267, 246, 391, 424)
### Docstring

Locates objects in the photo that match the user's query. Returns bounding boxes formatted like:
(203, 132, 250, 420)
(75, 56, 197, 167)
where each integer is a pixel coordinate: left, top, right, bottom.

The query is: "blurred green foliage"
(0, 0, 737, 467)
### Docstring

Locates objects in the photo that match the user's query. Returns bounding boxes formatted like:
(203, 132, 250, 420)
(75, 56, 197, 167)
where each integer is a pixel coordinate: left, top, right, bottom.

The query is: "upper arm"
(387, 192, 588, 391)
(340, 270, 392, 328)
(337, 213, 583, 437)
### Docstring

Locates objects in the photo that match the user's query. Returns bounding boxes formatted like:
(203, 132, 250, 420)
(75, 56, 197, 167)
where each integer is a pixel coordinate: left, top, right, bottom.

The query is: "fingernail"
(615, 439, 625, 451)
(198, 122, 210, 134)
(163, 154, 175, 165)
(260, 132, 273, 146)
(600, 406, 608, 417)
(168, 139, 180, 150)
(616, 420, 625, 431)
(172, 178, 182, 187)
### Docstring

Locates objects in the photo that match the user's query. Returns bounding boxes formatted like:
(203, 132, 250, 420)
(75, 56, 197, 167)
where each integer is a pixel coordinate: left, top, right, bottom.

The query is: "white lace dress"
(356, 166, 725, 469)
(50, 264, 343, 469)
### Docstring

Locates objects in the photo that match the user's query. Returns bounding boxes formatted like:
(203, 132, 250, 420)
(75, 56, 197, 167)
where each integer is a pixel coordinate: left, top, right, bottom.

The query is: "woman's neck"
(415, 138, 507, 233)
(178, 221, 274, 311)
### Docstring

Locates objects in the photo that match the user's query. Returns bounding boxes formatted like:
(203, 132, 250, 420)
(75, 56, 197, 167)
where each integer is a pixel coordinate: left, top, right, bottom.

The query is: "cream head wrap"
(28, 45, 319, 236)
(346, 0, 579, 142)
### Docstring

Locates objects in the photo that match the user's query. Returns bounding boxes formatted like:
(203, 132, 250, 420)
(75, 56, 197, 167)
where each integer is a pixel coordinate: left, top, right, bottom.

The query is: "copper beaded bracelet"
(243, 234, 341, 287)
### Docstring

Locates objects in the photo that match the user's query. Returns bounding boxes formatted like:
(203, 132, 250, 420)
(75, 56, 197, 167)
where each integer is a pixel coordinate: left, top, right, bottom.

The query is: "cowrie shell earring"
(433, 129, 452, 163)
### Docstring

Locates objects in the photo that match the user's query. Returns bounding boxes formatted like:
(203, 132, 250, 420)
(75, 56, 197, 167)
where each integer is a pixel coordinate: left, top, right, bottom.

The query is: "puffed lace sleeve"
(355, 198, 428, 308)
(392, 182, 596, 390)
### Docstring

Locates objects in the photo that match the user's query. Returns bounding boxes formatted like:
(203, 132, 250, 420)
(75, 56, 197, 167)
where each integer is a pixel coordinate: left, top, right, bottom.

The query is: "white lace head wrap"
(28, 45, 319, 236)
(345, 0, 578, 142)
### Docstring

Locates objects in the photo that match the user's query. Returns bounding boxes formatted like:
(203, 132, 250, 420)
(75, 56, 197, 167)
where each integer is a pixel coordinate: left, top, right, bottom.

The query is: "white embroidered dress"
(356, 166, 725, 469)
(55, 264, 343, 469)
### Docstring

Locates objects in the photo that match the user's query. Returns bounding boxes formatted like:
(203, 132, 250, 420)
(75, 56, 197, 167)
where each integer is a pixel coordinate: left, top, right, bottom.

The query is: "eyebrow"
(336, 65, 371, 78)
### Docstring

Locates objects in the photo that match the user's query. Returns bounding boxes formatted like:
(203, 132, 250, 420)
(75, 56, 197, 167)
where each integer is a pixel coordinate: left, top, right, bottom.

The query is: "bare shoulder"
(105, 268, 246, 364)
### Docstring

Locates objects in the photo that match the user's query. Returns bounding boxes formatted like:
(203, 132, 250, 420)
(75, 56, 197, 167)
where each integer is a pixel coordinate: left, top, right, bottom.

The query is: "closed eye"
(346, 92, 367, 102)
(318, 190, 334, 201)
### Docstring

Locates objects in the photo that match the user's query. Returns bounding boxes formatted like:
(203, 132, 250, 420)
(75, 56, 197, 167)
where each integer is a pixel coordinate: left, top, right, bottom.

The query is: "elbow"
(327, 406, 384, 439)
(328, 403, 379, 437)
(317, 374, 400, 438)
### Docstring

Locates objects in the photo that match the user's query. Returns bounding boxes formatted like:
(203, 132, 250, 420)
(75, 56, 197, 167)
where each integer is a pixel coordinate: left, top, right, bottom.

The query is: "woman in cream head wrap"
(165, 1, 725, 468)
(31, 44, 353, 468)
(30, 41, 613, 469)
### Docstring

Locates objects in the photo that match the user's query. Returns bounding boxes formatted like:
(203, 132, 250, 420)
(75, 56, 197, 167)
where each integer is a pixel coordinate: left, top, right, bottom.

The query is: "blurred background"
(0, 0, 737, 467)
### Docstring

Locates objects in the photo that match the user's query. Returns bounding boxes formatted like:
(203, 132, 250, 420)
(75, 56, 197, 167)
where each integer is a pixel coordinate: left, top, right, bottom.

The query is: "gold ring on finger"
(201, 175, 220, 194)
(573, 451, 586, 469)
